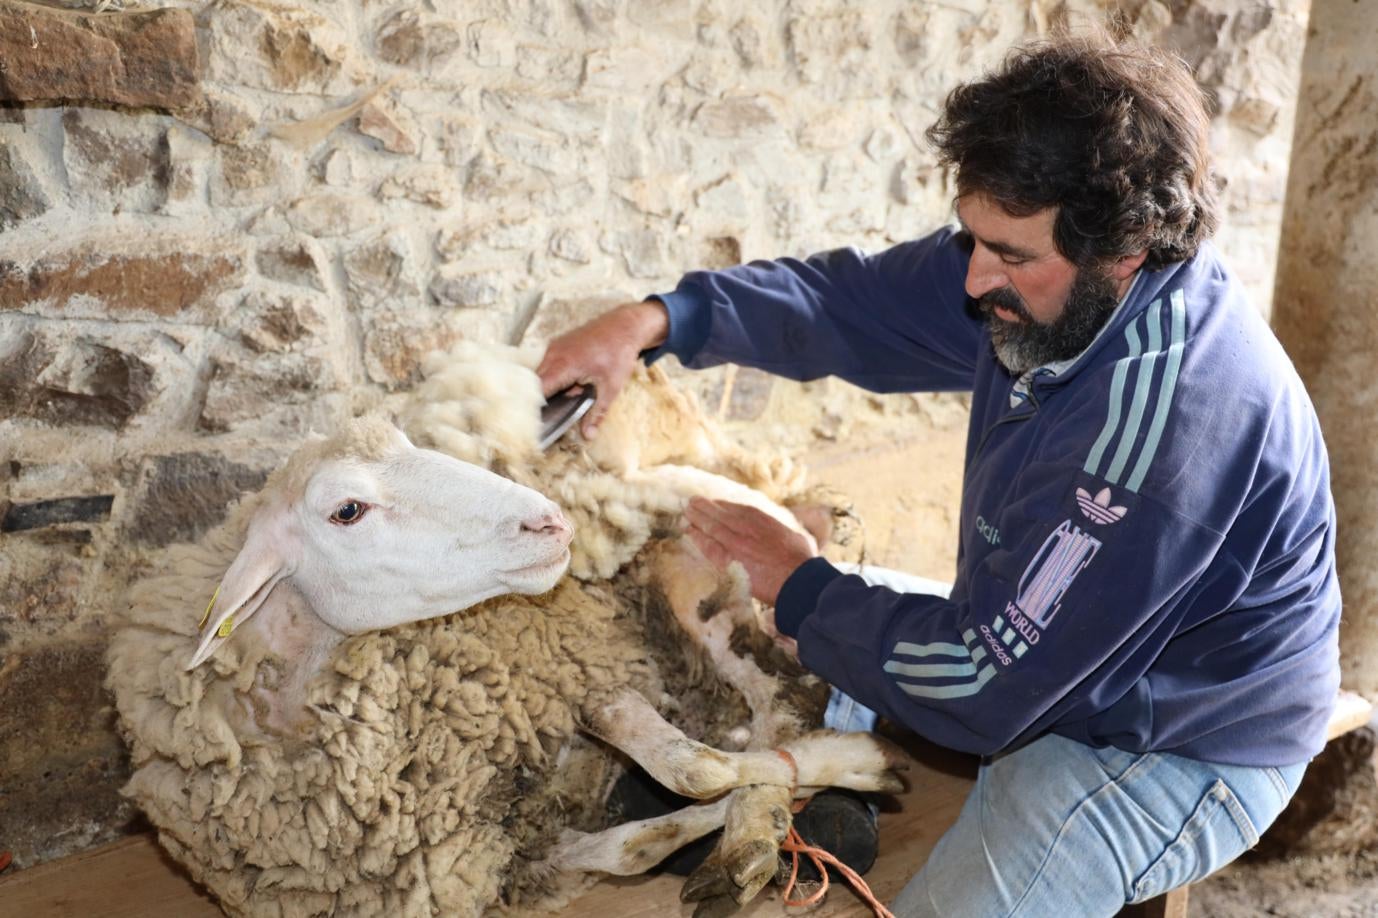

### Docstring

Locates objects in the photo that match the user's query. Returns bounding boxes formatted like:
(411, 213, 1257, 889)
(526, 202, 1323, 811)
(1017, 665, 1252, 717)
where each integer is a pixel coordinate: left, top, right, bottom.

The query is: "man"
(538, 33, 1340, 916)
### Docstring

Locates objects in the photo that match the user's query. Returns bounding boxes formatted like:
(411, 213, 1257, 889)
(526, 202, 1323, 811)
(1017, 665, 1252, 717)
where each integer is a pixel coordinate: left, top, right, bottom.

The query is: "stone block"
(283, 192, 378, 237)
(126, 451, 269, 547)
(0, 237, 245, 322)
(234, 289, 330, 354)
(0, 640, 115, 779)
(692, 173, 750, 229)
(161, 124, 214, 215)
(361, 306, 505, 389)
(480, 89, 607, 145)
(377, 163, 458, 208)
(523, 290, 630, 344)
(698, 235, 743, 270)
(0, 541, 85, 641)
(0, 2, 199, 110)
(358, 100, 418, 155)
(0, 327, 157, 429)
(514, 45, 585, 86)
(682, 50, 736, 96)
(179, 86, 259, 146)
(548, 228, 593, 264)
(201, 0, 359, 95)
(255, 235, 329, 291)
(429, 267, 505, 308)
(0, 141, 49, 231)
(199, 344, 344, 433)
(436, 218, 541, 262)
(729, 17, 769, 68)
(342, 231, 421, 309)
(489, 124, 576, 174)
(466, 18, 516, 68)
(376, 8, 461, 69)
(0, 638, 134, 867)
(583, 45, 674, 91)
(571, 0, 620, 35)
(786, 10, 875, 86)
(61, 108, 169, 214)
(319, 146, 360, 187)
(692, 93, 783, 139)
(598, 227, 667, 279)
(431, 113, 482, 168)
(211, 140, 300, 207)
(614, 173, 686, 218)
(2, 496, 114, 533)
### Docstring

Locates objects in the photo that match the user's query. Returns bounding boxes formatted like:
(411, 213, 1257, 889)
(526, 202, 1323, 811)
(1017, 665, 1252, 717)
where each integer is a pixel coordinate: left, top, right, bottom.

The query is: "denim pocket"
(1130, 779, 1260, 902)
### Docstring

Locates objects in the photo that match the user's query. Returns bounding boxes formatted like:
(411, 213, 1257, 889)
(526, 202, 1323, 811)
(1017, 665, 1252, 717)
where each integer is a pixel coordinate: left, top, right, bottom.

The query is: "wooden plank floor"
(0, 738, 977, 918)
(7, 695, 1363, 918)
(569, 738, 977, 917)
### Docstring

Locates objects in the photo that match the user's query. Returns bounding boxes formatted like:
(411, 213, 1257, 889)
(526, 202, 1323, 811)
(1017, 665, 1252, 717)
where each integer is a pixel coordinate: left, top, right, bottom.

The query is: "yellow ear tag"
(199, 584, 222, 629)
(217, 615, 235, 639)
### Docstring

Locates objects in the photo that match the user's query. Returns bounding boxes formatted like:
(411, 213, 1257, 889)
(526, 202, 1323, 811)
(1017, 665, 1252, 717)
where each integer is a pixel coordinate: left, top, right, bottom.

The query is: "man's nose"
(965, 246, 1009, 299)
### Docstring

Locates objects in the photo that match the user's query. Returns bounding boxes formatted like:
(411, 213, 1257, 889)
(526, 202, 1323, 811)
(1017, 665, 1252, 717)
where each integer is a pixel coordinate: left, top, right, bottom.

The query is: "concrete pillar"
(1271, 0, 1378, 695)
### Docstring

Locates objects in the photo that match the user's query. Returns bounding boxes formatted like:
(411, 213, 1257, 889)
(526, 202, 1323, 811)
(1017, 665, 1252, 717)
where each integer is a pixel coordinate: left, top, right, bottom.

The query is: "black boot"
(787, 789, 879, 882)
(605, 766, 718, 876)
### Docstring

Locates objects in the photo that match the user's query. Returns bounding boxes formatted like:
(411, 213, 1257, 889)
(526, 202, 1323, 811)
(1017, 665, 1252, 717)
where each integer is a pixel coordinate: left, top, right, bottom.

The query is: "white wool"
(108, 345, 827, 917)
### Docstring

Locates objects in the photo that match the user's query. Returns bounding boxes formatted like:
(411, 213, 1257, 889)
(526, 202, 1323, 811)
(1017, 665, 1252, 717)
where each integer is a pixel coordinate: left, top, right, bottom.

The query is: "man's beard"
(976, 267, 1122, 376)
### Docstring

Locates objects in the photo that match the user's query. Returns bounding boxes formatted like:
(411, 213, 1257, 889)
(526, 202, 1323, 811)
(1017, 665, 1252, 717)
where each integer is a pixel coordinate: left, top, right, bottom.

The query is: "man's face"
(956, 193, 1125, 376)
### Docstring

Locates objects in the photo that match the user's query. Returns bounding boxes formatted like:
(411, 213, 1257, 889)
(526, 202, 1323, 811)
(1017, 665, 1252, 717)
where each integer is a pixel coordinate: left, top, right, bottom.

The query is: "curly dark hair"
(926, 31, 1219, 270)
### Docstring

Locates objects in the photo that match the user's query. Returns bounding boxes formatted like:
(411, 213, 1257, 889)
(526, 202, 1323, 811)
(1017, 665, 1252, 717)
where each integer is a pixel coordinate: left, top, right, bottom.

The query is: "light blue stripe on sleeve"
(1085, 311, 1146, 476)
(1127, 290, 1187, 493)
(891, 640, 969, 658)
(894, 665, 997, 700)
(884, 659, 978, 679)
(1106, 302, 1164, 484)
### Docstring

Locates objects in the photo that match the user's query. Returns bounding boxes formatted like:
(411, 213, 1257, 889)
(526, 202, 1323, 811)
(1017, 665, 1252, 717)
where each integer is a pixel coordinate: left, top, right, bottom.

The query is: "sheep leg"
(681, 783, 794, 910)
(581, 687, 795, 798)
(680, 731, 911, 909)
(582, 688, 908, 799)
(542, 797, 731, 875)
(648, 539, 797, 746)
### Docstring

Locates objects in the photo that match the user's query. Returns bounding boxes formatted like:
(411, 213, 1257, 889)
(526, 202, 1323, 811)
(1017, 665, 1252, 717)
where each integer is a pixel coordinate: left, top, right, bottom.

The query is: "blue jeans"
(820, 565, 1307, 916)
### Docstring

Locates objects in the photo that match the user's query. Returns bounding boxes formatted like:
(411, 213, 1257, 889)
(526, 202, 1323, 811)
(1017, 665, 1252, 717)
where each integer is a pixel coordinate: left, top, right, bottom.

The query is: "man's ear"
(186, 507, 299, 670)
(1111, 249, 1149, 283)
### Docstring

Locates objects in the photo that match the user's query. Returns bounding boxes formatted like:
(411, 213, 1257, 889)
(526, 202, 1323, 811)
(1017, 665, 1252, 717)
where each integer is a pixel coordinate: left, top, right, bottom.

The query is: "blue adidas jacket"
(647, 226, 1340, 767)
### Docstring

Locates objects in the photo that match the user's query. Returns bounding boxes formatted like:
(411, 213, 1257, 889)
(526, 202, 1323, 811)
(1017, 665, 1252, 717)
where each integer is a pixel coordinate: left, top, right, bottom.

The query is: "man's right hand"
(536, 300, 670, 438)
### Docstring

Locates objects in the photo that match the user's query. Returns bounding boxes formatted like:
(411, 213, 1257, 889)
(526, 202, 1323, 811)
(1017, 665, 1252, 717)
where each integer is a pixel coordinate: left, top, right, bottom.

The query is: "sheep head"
(187, 417, 572, 669)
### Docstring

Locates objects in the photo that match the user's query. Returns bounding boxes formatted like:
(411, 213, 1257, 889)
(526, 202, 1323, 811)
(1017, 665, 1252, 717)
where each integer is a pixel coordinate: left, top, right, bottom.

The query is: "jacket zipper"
(970, 386, 1040, 469)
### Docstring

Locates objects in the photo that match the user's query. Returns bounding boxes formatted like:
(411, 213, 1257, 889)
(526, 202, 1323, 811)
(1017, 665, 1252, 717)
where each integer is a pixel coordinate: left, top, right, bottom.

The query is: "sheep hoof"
(726, 838, 778, 891)
(681, 860, 731, 902)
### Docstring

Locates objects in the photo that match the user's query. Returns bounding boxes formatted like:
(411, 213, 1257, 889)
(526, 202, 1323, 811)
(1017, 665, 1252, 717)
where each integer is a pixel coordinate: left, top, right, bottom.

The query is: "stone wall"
(0, 0, 1308, 868)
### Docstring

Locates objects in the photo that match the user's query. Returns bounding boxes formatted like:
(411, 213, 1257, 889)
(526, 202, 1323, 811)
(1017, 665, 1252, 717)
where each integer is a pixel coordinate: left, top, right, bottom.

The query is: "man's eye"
(999, 255, 1029, 267)
(330, 501, 368, 525)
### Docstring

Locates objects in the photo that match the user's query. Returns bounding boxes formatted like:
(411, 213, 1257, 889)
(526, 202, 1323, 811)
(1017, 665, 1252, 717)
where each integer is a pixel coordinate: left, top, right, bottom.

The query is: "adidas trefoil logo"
(1076, 487, 1127, 525)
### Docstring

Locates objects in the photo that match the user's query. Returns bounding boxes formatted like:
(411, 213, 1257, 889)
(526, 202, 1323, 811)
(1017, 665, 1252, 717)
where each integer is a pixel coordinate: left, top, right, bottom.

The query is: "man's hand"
(536, 300, 669, 438)
(683, 497, 816, 607)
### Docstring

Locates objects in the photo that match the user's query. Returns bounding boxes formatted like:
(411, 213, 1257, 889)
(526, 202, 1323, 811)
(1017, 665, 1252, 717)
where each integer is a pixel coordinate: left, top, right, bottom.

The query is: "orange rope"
(772, 748, 894, 918)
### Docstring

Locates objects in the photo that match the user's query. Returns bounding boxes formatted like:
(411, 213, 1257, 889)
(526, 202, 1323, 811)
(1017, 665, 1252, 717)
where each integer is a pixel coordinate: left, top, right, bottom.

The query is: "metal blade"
(538, 385, 596, 451)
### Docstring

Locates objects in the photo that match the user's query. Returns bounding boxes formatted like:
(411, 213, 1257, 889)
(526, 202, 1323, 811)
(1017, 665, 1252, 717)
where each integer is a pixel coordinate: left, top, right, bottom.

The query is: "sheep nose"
(521, 509, 573, 545)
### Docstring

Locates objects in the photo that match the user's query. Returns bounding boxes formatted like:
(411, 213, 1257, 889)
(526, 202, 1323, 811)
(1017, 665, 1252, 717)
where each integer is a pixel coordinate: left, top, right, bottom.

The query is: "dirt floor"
(1195, 849, 1378, 917)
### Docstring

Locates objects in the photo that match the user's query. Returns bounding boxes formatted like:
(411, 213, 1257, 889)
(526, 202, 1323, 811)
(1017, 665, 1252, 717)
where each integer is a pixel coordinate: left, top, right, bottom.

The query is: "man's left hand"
(683, 497, 816, 606)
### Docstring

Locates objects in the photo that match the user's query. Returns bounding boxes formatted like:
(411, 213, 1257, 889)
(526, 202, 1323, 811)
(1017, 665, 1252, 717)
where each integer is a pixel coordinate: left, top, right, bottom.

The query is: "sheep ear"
(186, 509, 297, 670)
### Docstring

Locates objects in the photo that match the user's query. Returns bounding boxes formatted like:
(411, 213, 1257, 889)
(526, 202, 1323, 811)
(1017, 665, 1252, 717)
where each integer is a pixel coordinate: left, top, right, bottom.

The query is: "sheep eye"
(330, 501, 367, 525)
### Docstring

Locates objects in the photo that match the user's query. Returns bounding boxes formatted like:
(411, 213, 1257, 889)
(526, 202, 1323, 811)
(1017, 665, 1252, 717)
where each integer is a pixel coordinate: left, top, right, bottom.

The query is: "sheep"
(105, 344, 905, 917)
